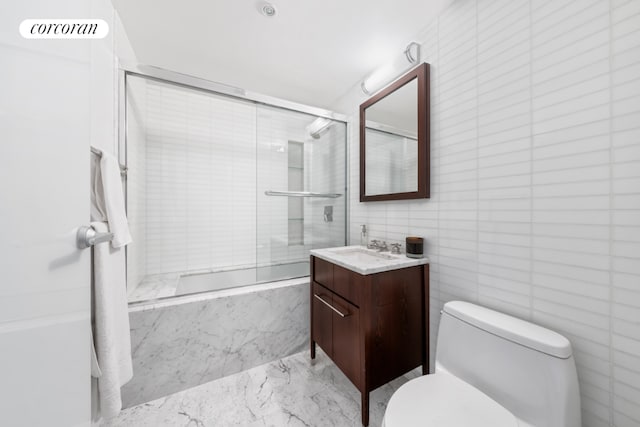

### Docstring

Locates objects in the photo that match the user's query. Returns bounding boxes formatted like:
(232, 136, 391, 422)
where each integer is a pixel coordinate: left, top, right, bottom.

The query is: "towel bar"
(77, 225, 114, 249)
(265, 190, 342, 198)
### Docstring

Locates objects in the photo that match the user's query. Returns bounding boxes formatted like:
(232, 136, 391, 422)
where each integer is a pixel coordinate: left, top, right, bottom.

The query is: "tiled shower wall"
(255, 105, 347, 268)
(139, 78, 258, 277)
(126, 77, 347, 291)
(344, 1, 640, 425)
(365, 130, 418, 195)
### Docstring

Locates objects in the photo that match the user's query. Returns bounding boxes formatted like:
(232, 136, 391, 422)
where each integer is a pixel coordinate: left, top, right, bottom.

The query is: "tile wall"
(342, 1, 640, 425)
(126, 78, 347, 293)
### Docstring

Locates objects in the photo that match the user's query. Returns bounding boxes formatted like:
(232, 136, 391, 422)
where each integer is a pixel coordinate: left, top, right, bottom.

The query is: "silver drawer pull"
(314, 294, 349, 318)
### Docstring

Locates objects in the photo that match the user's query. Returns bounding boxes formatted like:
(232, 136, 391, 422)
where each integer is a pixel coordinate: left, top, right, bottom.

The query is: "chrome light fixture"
(307, 117, 334, 139)
(361, 42, 420, 95)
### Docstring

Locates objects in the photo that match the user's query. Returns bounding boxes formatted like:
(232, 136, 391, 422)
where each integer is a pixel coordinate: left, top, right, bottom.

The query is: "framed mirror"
(359, 63, 429, 201)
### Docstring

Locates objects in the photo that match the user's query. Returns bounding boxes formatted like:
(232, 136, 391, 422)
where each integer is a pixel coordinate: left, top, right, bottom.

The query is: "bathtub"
(128, 261, 310, 303)
(122, 274, 310, 408)
(178, 261, 310, 295)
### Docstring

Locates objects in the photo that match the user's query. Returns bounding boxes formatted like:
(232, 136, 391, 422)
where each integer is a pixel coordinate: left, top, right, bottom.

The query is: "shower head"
(307, 117, 333, 139)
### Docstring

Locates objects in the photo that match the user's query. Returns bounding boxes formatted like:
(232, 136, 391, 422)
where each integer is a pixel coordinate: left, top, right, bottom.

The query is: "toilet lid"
(384, 373, 519, 427)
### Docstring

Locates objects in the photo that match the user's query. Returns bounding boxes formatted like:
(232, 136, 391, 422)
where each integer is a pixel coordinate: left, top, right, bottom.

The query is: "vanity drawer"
(313, 256, 334, 291)
(333, 264, 362, 307)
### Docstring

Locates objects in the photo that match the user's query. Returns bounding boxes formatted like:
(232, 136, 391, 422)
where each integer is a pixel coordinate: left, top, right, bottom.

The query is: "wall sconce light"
(361, 42, 421, 95)
(307, 117, 334, 139)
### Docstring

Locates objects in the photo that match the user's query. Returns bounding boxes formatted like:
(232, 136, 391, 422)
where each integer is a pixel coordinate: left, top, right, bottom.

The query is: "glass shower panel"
(256, 105, 347, 283)
(125, 72, 346, 302)
(125, 74, 258, 301)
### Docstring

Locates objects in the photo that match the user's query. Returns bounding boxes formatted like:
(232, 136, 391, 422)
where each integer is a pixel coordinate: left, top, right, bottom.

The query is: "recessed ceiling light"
(261, 2, 277, 17)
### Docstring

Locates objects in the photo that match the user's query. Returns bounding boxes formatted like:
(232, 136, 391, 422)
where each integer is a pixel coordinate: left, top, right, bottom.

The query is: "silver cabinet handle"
(314, 294, 349, 317)
(76, 225, 114, 249)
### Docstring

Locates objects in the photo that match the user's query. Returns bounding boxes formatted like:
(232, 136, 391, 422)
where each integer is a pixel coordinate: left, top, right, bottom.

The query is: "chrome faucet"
(368, 239, 389, 252)
(367, 239, 380, 250)
(390, 243, 401, 254)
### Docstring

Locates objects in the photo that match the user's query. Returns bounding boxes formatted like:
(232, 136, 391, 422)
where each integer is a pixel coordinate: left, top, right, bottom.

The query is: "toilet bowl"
(384, 372, 518, 427)
(383, 301, 581, 427)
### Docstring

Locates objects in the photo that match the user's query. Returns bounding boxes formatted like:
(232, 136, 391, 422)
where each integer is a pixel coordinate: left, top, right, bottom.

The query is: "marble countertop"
(310, 245, 429, 275)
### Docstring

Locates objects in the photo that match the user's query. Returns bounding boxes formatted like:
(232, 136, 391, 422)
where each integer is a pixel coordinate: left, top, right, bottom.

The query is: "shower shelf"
(264, 190, 342, 198)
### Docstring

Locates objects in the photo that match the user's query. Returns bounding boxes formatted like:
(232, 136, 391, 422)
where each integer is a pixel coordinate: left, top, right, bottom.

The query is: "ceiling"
(113, 0, 450, 113)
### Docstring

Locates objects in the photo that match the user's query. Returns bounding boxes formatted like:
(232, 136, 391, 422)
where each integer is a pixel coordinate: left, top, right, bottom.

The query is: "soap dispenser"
(360, 224, 368, 247)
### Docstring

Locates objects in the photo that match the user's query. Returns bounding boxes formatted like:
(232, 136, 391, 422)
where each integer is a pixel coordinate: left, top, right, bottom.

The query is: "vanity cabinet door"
(332, 293, 360, 385)
(369, 267, 424, 390)
(312, 282, 333, 357)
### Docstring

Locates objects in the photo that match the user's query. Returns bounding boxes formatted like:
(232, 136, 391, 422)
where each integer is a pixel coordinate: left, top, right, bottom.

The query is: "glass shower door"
(255, 104, 346, 283)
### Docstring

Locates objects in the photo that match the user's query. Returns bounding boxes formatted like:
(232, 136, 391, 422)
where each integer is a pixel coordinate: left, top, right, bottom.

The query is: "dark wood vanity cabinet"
(310, 255, 429, 426)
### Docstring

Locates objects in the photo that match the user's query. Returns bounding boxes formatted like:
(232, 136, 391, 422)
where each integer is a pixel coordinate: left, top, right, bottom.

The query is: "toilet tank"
(436, 301, 581, 427)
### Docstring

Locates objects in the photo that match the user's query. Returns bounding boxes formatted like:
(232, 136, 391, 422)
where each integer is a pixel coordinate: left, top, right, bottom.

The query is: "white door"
(0, 1, 94, 426)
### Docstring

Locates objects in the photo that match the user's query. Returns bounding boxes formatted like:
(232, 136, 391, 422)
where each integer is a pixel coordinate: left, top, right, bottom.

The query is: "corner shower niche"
(125, 73, 347, 303)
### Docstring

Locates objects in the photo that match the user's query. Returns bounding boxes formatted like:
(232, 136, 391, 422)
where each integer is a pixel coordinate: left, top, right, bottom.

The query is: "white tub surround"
(127, 261, 310, 303)
(121, 279, 309, 407)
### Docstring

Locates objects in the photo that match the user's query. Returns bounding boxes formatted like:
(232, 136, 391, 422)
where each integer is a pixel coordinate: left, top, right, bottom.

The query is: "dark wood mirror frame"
(359, 62, 430, 202)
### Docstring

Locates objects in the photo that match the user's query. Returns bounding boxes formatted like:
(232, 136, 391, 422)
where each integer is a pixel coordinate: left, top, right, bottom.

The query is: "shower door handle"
(265, 190, 342, 198)
(314, 294, 349, 318)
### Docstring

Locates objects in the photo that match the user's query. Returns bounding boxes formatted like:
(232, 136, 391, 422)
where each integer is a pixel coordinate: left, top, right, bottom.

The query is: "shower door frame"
(117, 63, 350, 291)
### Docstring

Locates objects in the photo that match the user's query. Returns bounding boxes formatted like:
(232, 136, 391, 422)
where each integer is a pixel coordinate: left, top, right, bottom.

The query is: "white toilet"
(383, 301, 581, 427)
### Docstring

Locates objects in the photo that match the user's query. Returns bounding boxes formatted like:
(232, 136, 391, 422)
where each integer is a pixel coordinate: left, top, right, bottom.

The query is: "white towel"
(97, 149, 132, 248)
(91, 221, 133, 419)
(90, 154, 108, 223)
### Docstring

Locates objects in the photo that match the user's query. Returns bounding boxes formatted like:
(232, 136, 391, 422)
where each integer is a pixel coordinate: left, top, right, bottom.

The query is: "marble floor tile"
(105, 349, 421, 427)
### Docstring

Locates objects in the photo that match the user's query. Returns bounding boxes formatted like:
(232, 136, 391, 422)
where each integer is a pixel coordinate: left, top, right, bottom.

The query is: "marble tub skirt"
(122, 277, 310, 408)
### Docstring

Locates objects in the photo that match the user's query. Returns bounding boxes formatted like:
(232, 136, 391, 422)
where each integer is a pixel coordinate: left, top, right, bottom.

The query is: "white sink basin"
(310, 245, 428, 275)
(327, 247, 396, 261)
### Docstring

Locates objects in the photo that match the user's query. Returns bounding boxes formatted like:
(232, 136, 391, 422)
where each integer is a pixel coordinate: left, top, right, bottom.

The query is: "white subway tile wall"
(365, 130, 418, 195)
(256, 106, 308, 266)
(126, 78, 347, 288)
(256, 105, 346, 268)
(611, 1, 640, 424)
(126, 76, 258, 279)
(308, 124, 348, 250)
(348, 1, 640, 425)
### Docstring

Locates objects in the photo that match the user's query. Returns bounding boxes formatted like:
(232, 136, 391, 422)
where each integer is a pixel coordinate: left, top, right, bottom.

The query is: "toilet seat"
(383, 373, 519, 427)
